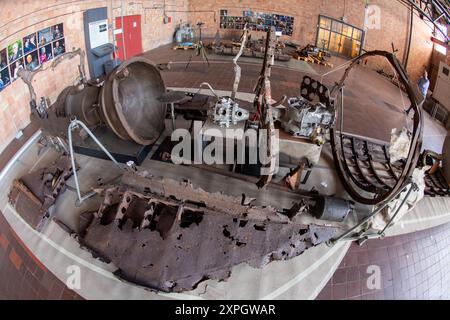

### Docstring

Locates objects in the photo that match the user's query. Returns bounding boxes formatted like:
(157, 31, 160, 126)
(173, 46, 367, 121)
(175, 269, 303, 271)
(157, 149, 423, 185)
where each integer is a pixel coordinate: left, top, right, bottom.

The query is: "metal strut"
(327, 178, 417, 245)
(398, 0, 449, 42)
(67, 119, 123, 205)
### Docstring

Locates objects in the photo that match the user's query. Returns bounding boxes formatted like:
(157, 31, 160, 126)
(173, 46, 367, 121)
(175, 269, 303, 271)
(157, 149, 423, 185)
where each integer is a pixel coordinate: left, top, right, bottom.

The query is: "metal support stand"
(185, 22, 209, 70)
(68, 119, 123, 206)
(170, 102, 176, 131)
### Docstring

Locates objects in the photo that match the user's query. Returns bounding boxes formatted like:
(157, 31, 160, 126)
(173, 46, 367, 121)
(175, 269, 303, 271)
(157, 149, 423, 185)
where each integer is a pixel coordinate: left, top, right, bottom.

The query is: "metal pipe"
(121, 0, 127, 60)
(111, 0, 117, 59)
(196, 82, 220, 99)
(404, 3, 414, 69)
(68, 119, 122, 205)
(231, 25, 249, 100)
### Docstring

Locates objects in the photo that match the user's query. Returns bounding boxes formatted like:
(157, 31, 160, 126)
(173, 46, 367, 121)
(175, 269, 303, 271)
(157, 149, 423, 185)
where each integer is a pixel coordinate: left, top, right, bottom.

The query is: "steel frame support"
(67, 119, 123, 205)
(398, 0, 449, 42)
(328, 179, 416, 245)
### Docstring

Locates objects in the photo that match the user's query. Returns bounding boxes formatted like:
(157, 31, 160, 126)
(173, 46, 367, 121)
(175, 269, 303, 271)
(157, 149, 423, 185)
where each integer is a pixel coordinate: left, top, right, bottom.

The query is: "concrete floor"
(0, 45, 449, 299)
(318, 222, 450, 300)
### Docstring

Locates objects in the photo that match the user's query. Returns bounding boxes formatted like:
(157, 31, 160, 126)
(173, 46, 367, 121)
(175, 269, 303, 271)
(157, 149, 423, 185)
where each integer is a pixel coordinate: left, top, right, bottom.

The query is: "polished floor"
(317, 222, 450, 300)
(0, 212, 82, 299)
(0, 44, 448, 299)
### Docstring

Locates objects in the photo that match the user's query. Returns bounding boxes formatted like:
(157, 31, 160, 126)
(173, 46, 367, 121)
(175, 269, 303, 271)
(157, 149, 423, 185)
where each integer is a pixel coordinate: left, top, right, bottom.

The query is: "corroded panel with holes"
(8, 156, 73, 230)
(79, 173, 337, 292)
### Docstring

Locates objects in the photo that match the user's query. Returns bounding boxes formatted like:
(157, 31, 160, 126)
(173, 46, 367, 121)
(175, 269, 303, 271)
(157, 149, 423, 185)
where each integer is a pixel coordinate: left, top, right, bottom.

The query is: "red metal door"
(115, 15, 143, 61)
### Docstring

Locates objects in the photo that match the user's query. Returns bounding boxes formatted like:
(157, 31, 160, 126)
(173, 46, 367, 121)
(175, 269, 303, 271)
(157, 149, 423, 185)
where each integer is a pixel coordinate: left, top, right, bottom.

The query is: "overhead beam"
(398, 0, 449, 42)
(431, 36, 450, 49)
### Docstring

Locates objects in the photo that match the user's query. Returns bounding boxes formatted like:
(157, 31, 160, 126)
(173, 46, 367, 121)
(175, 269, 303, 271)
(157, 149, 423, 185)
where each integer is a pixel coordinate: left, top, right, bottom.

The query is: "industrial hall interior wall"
(0, 0, 449, 154)
(0, 0, 188, 153)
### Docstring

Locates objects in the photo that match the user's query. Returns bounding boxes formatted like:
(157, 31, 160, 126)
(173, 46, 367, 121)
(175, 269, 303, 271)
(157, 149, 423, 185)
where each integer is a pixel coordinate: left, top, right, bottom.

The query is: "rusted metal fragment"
(423, 169, 450, 197)
(79, 173, 337, 292)
(443, 133, 450, 184)
(420, 150, 450, 197)
(8, 155, 73, 230)
(254, 27, 277, 189)
(121, 171, 277, 217)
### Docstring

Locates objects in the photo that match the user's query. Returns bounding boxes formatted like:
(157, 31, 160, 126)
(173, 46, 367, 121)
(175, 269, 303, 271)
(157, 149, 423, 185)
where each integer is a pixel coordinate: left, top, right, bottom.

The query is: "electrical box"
(433, 61, 450, 112)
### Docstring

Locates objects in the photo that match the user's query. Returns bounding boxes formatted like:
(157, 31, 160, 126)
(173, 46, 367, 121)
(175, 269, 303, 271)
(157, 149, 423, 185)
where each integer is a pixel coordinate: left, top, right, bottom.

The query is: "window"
(316, 15, 364, 58)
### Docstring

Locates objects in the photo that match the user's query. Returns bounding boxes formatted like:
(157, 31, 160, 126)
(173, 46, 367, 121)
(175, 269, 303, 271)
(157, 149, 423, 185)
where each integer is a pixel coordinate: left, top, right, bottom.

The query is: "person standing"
(417, 70, 430, 99)
(405, 70, 430, 115)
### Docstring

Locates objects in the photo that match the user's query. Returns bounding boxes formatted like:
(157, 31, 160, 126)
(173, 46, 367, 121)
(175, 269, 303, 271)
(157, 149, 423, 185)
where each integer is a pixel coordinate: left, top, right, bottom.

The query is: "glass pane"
(353, 29, 362, 41)
(352, 41, 361, 57)
(329, 32, 343, 54)
(317, 28, 331, 49)
(342, 25, 353, 38)
(331, 21, 342, 33)
(320, 17, 331, 30)
(341, 36, 354, 57)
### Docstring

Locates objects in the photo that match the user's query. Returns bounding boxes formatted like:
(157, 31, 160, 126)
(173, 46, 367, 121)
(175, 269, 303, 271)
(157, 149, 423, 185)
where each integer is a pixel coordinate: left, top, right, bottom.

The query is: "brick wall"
(188, 0, 434, 83)
(0, 0, 187, 153)
(0, 0, 438, 153)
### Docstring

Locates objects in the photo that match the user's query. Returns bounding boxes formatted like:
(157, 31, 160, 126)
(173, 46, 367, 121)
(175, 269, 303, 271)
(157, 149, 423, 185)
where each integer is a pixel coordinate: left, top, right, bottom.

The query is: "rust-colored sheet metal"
(79, 172, 338, 292)
(330, 51, 423, 205)
(100, 56, 166, 145)
(424, 169, 450, 197)
(8, 155, 73, 230)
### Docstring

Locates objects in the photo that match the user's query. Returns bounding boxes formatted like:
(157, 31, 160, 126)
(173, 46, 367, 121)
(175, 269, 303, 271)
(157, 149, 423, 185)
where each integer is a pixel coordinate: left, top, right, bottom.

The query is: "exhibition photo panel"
(0, 23, 65, 91)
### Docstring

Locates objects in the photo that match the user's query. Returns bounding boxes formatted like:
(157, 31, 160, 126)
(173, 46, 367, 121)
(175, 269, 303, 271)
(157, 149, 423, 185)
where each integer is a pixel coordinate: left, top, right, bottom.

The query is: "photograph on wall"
(225, 10, 294, 35)
(39, 43, 53, 64)
(24, 50, 39, 71)
(0, 67, 10, 91)
(0, 22, 64, 94)
(51, 23, 64, 41)
(0, 48, 7, 70)
(7, 40, 23, 63)
(38, 27, 52, 47)
(9, 58, 24, 81)
(52, 38, 65, 57)
(23, 32, 38, 54)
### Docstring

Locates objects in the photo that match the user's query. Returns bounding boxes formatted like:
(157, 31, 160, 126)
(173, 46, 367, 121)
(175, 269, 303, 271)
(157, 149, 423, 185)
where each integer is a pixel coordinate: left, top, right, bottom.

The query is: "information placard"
(89, 19, 109, 49)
